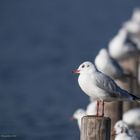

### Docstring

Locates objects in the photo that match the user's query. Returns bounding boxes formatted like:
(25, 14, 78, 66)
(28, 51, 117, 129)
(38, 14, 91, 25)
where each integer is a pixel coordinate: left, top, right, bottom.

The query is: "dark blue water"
(0, 0, 140, 140)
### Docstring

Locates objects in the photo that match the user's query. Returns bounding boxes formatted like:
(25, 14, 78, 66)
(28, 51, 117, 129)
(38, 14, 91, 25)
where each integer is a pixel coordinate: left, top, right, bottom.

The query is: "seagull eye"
(87, 65, 90, 67)
(82, 65, 85, 68)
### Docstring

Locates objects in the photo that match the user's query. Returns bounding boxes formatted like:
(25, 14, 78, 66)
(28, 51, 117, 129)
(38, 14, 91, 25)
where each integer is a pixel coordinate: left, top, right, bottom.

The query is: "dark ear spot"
(82, 65, 85, 68)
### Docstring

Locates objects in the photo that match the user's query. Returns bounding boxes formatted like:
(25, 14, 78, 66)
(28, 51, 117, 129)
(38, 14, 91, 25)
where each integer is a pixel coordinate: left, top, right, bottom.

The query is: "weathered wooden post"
(120, 57, 140, 112)
(104, 102, 122, 140)
(81, 116, 111, 140)
(104, 102, 122, 127)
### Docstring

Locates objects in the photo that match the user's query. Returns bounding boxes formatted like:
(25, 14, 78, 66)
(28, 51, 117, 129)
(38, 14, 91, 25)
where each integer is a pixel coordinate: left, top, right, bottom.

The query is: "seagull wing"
(95, 72, 122, 98)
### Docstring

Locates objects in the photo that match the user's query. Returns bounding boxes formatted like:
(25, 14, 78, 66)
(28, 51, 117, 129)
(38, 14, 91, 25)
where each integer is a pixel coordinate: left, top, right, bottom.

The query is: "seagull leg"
(101, 101, 104, 117)
(96, 101, 99, 116)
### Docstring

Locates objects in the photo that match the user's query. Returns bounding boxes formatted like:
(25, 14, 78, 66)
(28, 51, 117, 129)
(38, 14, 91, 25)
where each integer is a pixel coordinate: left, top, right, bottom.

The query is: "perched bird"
(123, 21, 140, 49)
(113, 120, 140, 140)
(108, 28, 138, 61)
(131, 8, 140, 24)
(95, 48, 132, 81)
(123, 21, 140, 36)
(72, 109, 86, 129)
(72, 100, 99, 130)
(73, 61, 140, 116)
(123, 108, 140, 127)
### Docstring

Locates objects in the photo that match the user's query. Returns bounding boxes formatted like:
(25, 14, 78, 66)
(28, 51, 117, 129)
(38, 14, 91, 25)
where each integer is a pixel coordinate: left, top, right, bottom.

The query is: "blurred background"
(0, 0, 140, 139)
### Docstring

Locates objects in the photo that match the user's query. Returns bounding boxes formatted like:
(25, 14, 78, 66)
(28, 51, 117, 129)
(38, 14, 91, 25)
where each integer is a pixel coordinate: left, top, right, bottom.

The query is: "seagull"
(123, 108, 140, 127)
(108, 28, 138, 61)
(123, 20, 140, 51)
(123, 21, 140, 35)
(72, 100, 99, 130)
(73, 61, 140, 116)
(95, 48, 132, 81)
(113, 120, 140, 140)
(131, 8, 140, 24)
(72, 109, 86, 130)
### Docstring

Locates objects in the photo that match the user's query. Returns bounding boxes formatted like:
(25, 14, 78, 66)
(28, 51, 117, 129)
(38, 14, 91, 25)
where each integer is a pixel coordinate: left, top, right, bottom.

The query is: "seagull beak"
(111, 128, 116, 136)
(72, 69, 80, 74)
(69, 116, 75, 121)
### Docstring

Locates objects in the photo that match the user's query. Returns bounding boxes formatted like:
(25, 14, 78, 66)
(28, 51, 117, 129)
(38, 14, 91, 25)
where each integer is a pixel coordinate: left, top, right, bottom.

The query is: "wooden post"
(104, 102, 122, 128)
(81, 116, 111, 140)
(120, 57, 140, 112)
(104, 102, 122, 140)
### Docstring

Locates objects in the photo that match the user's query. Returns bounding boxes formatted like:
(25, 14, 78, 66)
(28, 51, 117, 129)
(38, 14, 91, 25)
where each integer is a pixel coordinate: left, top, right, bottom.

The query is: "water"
(0, 0, 139, 139)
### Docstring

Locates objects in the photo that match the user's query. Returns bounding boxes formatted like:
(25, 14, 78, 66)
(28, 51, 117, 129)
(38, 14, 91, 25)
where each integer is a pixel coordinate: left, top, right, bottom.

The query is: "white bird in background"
(95, 48, 132, 81)
(123, 21, 140, 36)
(123, 108, 140, 127)
(72, 109, 86, 129)
(108, 28, 138, 60)
(113, 120, 140, 140)
(131, 8, 140, 24)
(123, 21, 140, 49)
(122, 8, 140, 50)
(73, 61, 140, 116)
(72, 100, 99, 130)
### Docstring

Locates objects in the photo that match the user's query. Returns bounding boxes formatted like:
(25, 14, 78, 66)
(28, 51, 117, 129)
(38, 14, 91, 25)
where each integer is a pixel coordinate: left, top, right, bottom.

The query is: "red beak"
(72, 69, 80, 74)
(69, 116, 74, 121)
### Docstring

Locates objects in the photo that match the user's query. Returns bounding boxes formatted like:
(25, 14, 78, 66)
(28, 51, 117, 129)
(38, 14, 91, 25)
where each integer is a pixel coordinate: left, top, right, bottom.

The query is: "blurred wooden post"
(81, 116, 111, 140)
(120, 57, 140, 112)
(104, 102, 122, 140)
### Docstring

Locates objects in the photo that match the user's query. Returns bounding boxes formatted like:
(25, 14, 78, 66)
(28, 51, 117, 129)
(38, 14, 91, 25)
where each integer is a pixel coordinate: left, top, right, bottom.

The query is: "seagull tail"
(130, 93, 140, 102)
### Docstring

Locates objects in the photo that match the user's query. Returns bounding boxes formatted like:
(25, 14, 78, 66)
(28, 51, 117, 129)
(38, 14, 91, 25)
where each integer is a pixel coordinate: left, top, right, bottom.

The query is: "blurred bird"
(72, 109, 86, 130)
(73, 100, 97, 128)
(131, 8, 140, 24)
(72, 100, 100, 130)
(95, 48, 133, 81)
(123, 108, 140, 127)
(108, 28, 139, 60)
(73, 61, 140, 116)
(123, 21, 140, 36)
(123, 21, 140, 49)
(113, 120, 140, 140)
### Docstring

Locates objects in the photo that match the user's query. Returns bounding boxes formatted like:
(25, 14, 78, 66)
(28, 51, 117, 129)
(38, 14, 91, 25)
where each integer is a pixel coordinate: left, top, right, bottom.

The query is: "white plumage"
(108, 28, 138, 60)
(73, 61, 140, 116)
(95, 48, 131, 80)
(123, 108, 140, 127)
(114, 120, 140, 140)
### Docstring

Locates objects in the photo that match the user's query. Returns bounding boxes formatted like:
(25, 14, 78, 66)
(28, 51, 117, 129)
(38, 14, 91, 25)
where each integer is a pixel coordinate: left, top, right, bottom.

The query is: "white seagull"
(73, 61, 140, 116)
(131, 8, 140, 24)
(95, 48, 132, 80)
(72, 100, 99, 130)
(113, 120, 140, 140)
(108, 28, 138, 61)
(72, 109, 86, 130)
(123, 21, 140, 35)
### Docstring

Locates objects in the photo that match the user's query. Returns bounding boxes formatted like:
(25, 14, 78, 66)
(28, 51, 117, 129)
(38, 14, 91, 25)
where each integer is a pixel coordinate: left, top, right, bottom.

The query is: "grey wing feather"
(95, 72, 121, 97)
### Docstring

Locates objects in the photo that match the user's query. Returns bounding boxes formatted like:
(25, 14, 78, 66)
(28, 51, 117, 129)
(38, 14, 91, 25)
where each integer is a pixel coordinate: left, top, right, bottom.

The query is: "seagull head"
(132, 8, 140, 23)
(114, 120, 129, 135)
(73, 61, 97, 74)
(72, 108, 86, 120)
